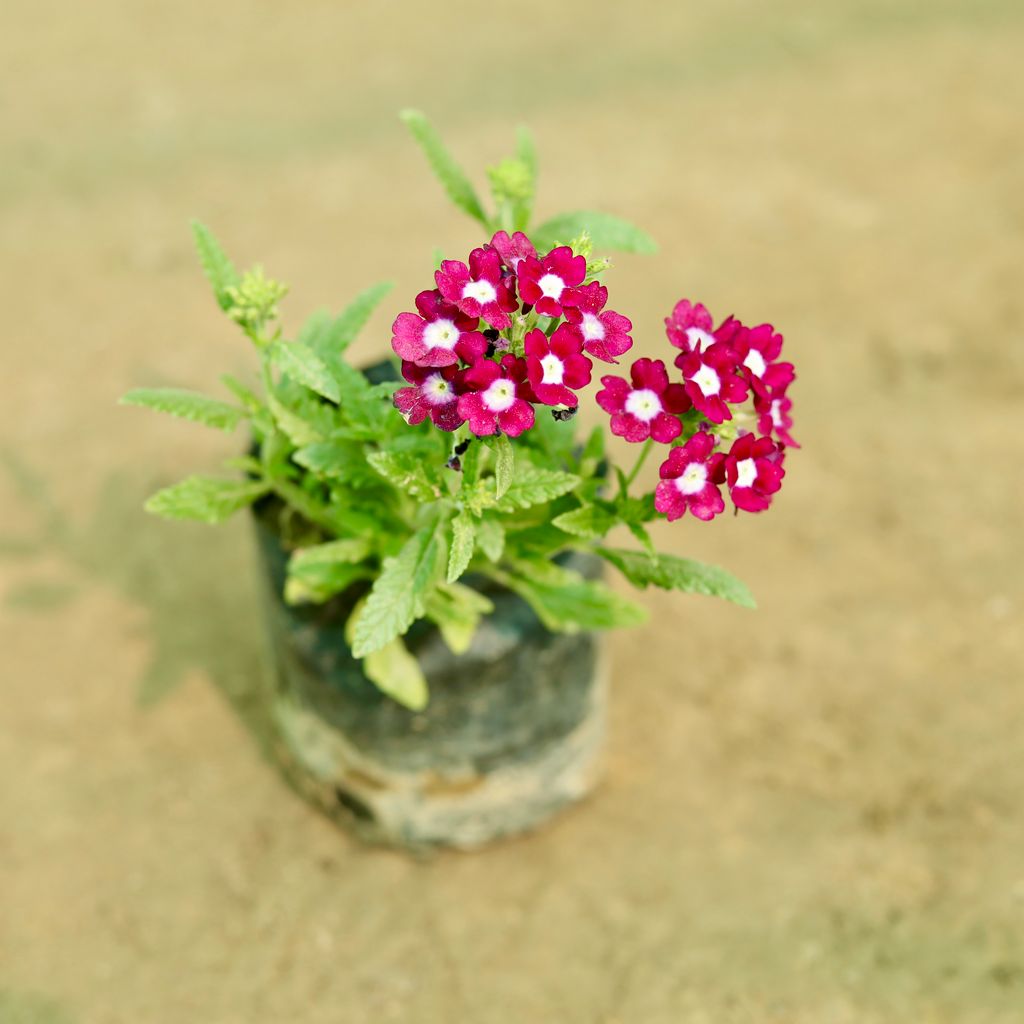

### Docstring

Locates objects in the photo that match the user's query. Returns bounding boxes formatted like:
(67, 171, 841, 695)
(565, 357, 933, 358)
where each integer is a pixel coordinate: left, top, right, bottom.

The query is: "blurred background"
(2, 1, 1022, 1021)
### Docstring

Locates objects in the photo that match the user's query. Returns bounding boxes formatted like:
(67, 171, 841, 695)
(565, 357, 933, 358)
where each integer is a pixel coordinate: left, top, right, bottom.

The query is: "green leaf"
(310, 282, 394, 359)
(516, 126, 537, 183)
(495, 466, 580, 512)
(269, 341, 340, 403)
(144, 476, 269, 524)
(531, 211, 657, 255)
(266, 393, 326, 446)
(366, 451, 441, 501)
(362, 637, 429, 710)
(514, 126, 537, 230)
(350, 524, 441, 658)
(120, 388, 245, 432)
(285, 538, 372, 604)
(426, 581, 494, 655)
(493, 434, 514, 500)
(552, 503, 617, 539)
(190, 220, 240, 311)
(499, 563, 648, 632)
(293, 440, 373, 484)
(476, 517, 505, 562)
(447, 512, 475, 583)
(400, 109, 488, 226)
(596, 547, 756, 609)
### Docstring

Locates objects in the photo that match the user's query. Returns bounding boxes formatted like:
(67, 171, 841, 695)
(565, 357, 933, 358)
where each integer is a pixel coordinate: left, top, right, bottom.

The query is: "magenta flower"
(675, 342, 748, 424)
(654, 432, 726, 522)
(435, 247, 518, 330)
(516, 246, 586, 318)
(729, 321, 794, 400)
(562, 282, 633, 364)
(490, 230, 536, 271)
(391, 289, 487, 368)
(457, 354, 536, 437)
(719, 433, 786, 512)
(665, 298, 717, 354)
(755, 388, 799, 448)
(595, 357, 690, 444)
(524, 325, 593, 408)
(393, 361, 464, 432)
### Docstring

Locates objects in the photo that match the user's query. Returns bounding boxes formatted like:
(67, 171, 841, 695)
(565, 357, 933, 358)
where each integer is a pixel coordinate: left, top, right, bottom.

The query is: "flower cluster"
(647, 298, 796, 519)
(590, 297, 795, 519)
(391, 232, 634, 438)
(393, 238, 796, 521)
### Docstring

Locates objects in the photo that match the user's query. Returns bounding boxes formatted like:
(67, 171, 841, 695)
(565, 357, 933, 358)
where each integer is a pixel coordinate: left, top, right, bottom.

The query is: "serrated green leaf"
(351, 524, 441, 658)
(426, 581, 494, 655)
(400, 109, 488, 226)
(493, 434, 514, 499)
(285, 538, 373, 604)
(495, 466, 580, 512)
(499, 562, 648, 632)
(190, 220, 240, 311)
(144, 476, 269, 524)
(266, 393, 326, 446)
(476, 517, 505, 562)
(531, 211, 657, 255)
(366, 450, 441, 501)
(293, 440, 372, 484)
(552, 503, 617, 539)
(304, 283, 392, 364)
(362, 637, 429, 710)
(596, 547, 756, 609)
(269, 341, 339, 403)
(514, 126, 537, 230)
(447, 512, 475, 583)
(120, 388, 245, 432)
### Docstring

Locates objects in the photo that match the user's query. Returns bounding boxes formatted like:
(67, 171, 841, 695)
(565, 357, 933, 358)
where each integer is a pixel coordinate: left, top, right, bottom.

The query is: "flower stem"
(623, 439, 654, 491)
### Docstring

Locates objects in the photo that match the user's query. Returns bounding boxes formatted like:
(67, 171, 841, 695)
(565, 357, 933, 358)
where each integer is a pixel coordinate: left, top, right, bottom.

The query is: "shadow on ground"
(1, 451, 269, 727)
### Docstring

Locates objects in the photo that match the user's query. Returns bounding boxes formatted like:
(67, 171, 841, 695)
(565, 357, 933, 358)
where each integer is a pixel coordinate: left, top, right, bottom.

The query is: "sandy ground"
(2, 1, 1023, 1021)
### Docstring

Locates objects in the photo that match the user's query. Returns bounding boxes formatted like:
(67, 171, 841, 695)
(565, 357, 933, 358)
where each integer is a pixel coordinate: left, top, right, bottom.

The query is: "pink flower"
(393, 362, 464, 432)
(562, 282, 633, 364)
(654, 431, 726, 522)
(391, 290, 487, 368)
(718, 433, 786, 512)
(490, 230, 536, 271)
(435, 247, 518, 330)
(595, 357, 690, 444)
(524, 325, 593, 407)
(665, 298, 717, 354)
(755, 388, 799, 448)
(516, 245, 586, 318)
(675, 342, 749, 424)
(457, 355, 536, 437)
(729, 321, 794, 400)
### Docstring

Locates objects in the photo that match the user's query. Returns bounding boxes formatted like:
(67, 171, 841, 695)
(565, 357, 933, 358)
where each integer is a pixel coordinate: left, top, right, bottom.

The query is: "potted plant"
(121, 111, 797, 849)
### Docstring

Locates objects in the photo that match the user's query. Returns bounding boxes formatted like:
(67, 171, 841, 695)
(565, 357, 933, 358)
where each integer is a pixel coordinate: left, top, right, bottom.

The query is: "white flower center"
(538, 273, 565, 300)
(675, 461, 708, 496)
(539, 353, 564, 385)
(691, 364, 721, 397)
(422, 373, 455, 405)
(770, 399, 784, 427)
(624, 388, 662, 423)
(735, 458, 757, 489)
(482, 378, 516, 413)
(743, 349, 767, 378)
(423, 318, 460, 350)
(581, 312, 605, 342)
(463, 280, 497, 304)
(685, 327, 715, 352)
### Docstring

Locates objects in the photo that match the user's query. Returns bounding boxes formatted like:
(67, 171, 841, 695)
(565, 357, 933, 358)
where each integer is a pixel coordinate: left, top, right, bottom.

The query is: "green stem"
(623, 439, 654, 491)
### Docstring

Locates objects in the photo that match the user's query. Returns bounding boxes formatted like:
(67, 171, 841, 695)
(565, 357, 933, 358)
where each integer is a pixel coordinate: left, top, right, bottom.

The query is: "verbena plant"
(121, 111, 798, 710)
